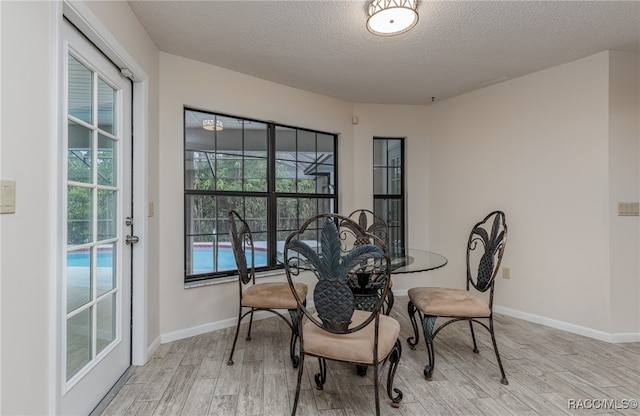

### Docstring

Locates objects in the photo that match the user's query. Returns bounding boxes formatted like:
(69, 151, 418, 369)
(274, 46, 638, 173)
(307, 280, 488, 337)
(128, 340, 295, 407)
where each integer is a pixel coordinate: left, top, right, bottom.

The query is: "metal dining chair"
(406, 210, 509, 384)
(283, 213, 403, 415)
(226, 210, 308, 368)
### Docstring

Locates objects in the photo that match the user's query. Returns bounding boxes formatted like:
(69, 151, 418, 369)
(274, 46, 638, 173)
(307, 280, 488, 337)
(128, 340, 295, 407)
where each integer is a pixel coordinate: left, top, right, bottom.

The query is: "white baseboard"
(159, 306, 312, 344)
(161, 316, 241, 344)
(394, 289, 639, 343)
(493, 305, 640, 344)
(146, 335, 161, 360)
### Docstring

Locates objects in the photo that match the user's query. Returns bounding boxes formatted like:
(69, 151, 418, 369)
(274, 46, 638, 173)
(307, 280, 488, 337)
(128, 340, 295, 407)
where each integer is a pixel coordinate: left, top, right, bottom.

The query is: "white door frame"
(55, 0, 149, 411)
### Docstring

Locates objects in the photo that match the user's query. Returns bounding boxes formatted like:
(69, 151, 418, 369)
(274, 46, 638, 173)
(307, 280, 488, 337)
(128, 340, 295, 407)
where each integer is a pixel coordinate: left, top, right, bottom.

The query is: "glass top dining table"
(278, 247, 447, 274)
(278, 246, 447, 321)
(389, 248, 448, 274)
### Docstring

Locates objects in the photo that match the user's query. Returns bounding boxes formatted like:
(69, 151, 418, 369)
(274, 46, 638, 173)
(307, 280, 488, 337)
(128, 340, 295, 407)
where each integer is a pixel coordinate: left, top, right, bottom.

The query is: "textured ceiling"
(128, 0, 640, 105)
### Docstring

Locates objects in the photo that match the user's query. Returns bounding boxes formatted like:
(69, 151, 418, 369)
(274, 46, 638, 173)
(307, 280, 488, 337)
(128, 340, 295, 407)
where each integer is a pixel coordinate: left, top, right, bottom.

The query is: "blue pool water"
(67, 250, 113, 267)
(191, 246, 268, 273)
(67, 246, 268, 273)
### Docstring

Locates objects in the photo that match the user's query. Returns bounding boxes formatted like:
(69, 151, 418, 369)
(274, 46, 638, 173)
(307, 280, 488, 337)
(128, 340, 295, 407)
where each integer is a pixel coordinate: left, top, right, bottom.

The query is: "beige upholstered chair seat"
(303, 310, 400, 365)
(408, 287, 490, 317)
(242, 282, 307, 309)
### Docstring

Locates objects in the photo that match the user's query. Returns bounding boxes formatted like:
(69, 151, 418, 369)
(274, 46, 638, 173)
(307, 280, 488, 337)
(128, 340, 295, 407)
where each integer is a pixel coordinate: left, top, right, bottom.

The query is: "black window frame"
(373, 137, 406, 253)
(183, 107, 339, 282)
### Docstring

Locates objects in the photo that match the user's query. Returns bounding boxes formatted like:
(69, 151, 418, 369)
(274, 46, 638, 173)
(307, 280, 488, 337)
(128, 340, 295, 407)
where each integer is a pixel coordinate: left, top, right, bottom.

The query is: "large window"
(373, 137, 405, 252)
(184, 108, 338, 282)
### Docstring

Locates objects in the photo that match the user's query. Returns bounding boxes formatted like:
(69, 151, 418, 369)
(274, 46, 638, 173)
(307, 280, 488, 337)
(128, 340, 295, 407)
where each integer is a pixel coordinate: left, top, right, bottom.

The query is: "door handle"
(125, 235, 139, 245)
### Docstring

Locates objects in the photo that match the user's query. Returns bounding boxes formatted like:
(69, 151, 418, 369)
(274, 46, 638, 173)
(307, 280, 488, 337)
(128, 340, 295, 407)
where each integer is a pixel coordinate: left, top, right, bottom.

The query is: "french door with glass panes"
(60, 21, 132, 415)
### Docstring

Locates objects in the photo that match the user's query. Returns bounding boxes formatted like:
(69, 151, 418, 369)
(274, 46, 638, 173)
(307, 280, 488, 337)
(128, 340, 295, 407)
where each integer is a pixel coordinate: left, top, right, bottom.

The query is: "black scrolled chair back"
(467, 211, 507, 292)
(228, 210, 255, 285)
(346, 209, 389, 247)
(345, 209, 394, 314)
(284, 213, 403, 415)
(285, 214, 391, 333)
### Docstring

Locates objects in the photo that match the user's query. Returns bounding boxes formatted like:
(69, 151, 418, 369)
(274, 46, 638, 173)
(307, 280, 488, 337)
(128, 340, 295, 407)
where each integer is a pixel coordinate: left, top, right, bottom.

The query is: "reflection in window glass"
(96, 243, 116, 297)
(67, 247, 92, 313)
(96, 294, 116, 354)
(68, 55, 92, 124)
(97, 77, 116, 134)
(98, 134, 116, 186)
(276, 126, 296, 161)
(68, 121, 92, 183)
(67, 308, 92, 380)
(297, 130, 315, 155)
(98, 189, 116, 240)
(373, 167, 387, 194)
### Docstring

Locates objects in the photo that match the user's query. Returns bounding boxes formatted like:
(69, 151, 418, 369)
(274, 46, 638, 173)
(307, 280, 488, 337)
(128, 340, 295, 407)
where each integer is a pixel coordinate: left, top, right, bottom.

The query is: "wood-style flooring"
(100, 296, 640, 415)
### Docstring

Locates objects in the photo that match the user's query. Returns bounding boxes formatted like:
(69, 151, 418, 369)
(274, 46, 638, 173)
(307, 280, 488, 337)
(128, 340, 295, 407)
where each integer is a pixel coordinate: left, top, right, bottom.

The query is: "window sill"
(184, 268, 286, 289)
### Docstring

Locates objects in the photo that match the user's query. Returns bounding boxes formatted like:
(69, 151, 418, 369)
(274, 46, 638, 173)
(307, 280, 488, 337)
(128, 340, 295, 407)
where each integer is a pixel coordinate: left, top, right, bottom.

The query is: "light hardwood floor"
(100, 296, 640, 415)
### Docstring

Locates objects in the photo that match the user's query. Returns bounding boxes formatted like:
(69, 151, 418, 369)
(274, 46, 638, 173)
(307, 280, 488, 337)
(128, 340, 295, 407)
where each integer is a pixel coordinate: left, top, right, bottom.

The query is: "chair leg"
(383, 289, 394, 316)
(227, 308, 243, 366)
(469, 320, 480, 353)
(489, 317, 509, 385)
(291, 351, 305, 416)
(386, 339, 403, 408)
(373, 355, 380, 416)
(421, 315, 437, 379)
(406, 300, 420, 349)
(245, 309, 255, 341)
(314, 358, 327, 390)
(287, 307, 303, 368)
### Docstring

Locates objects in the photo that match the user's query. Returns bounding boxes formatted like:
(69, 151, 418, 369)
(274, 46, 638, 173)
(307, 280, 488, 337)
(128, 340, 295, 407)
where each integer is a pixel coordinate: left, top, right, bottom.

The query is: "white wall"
(427, 53, 613, 332)
(158, 53, 354, 337)
(608, 51, 640, 335)
(424, 52, 638, 339)
(1, 2, 56, 413)
(0, 1, 159, 414)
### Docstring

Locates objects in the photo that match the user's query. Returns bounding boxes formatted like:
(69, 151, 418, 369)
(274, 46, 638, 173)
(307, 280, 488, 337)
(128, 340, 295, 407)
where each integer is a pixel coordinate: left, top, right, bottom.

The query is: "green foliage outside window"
(67, 139, 116, 246)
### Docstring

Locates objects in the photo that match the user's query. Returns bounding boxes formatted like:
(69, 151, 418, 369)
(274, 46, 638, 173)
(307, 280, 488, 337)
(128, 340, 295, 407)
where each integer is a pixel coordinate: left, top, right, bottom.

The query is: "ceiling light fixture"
(366, 0, 418, 36)
(202, 119, 223, 131)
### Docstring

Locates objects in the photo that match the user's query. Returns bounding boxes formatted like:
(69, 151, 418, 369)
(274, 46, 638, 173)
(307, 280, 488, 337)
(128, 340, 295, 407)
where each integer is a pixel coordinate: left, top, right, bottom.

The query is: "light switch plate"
(0, 179, 16, 214)
(618, 202, 640, 216)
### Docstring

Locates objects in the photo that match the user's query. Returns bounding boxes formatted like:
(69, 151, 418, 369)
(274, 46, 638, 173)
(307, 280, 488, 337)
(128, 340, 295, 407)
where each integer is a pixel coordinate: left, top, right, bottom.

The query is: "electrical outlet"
(502, 267, 510, 279)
